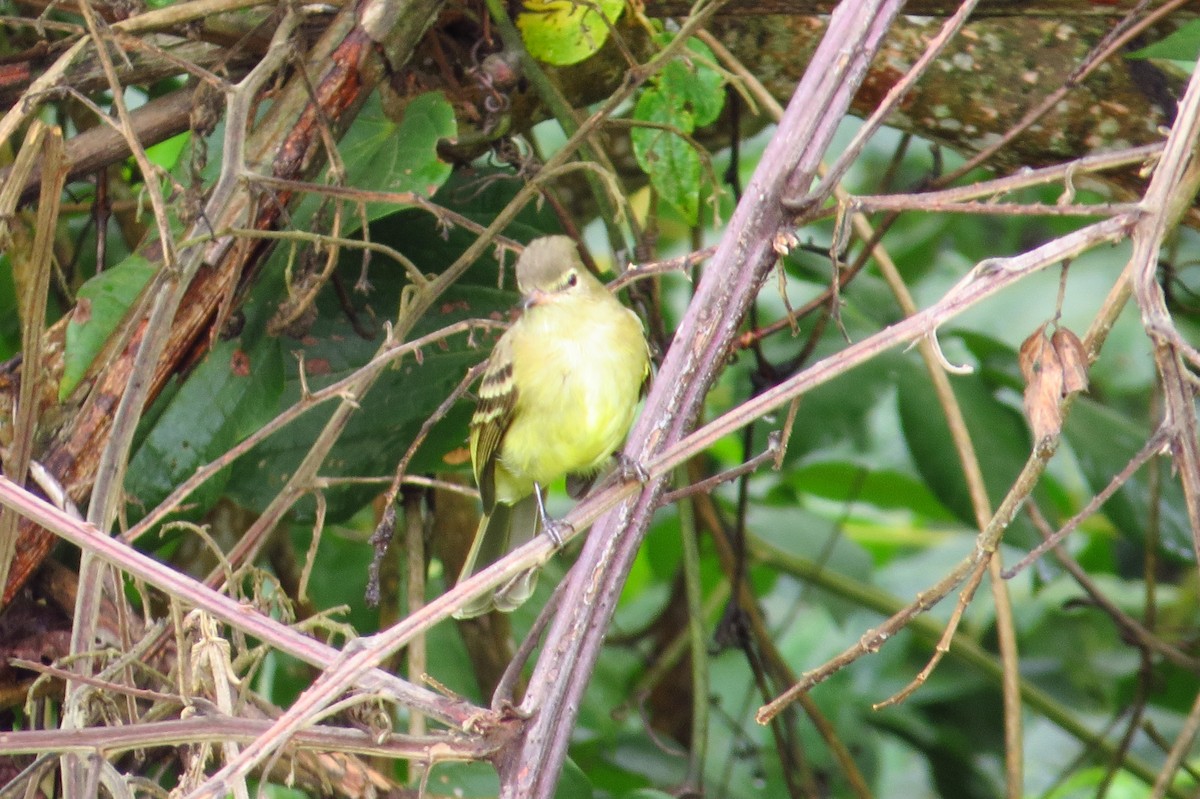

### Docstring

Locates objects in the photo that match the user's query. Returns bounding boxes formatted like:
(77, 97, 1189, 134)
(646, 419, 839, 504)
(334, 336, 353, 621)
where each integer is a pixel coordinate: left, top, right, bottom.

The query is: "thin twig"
(1126, 48, 1200, 561)
(1024, 504, 1200, 671)
(123, 318, 501, 544)
(0, 717, 494, 759)
(0, 122, 64, 593)
(798, 0, 983, 209)
(658, 434, 780, 504)
(762, 440, 1054, 722)
(849, 197, 1141, 217)
(1004, 425, 1170, 578)
(1151, 687, 1200, 798)
(846, 142, 1162, 207)
(751, 534, 1172, 793)
(0, 476, 482, 727)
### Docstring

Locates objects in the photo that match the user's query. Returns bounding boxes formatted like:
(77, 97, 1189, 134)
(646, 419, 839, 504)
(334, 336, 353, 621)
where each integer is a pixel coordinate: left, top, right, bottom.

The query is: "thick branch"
(497, 0, 907, 796)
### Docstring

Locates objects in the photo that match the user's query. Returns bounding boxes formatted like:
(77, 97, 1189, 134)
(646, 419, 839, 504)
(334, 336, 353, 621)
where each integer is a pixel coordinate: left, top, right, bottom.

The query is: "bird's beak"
(520, 289, 551, 310)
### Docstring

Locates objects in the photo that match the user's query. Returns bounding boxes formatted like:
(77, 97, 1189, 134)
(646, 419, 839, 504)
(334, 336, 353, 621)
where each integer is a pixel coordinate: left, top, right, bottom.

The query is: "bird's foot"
(614, 452, 650, 484)
(533, 483, 574, 547)
(543, 517, 575, 547)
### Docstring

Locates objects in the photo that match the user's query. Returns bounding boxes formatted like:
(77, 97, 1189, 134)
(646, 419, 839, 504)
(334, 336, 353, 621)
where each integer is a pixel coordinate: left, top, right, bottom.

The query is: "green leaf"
(751, 504, 875, 594)
(424, 762, 500, 797)
(61, 255, 156, 400)
(517, 0, 625, 66)
(775, 350, 905, 459)
(630, 35, 724, 223)
(249, 784, 307, 799)
(790, 461, 956, 521)
(656, 37, 724, 127)
(1063, 397, 1194, 561)
(555, 758, 594, 799)
(126, 337, 285, 519)
(0, 256, 21, 360)
(144, 130, 190, 172)
(631, 89, 701, 222)
(1043, 767, 1154, 799)
(292, 91, 456, 231)
(341, 92, 456, 197)
(1127, 20, 1200, 61)
(896, 365, 1041, 546)
(223, 297, 485, 522)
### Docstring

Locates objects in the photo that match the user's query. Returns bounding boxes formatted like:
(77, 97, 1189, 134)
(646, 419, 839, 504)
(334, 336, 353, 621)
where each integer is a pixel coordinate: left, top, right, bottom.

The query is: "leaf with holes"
(631, 89, 702, 223)
(126, 337, 285, 518)
(517, 0, 625, 66)
(61, 255, 155, 400)
(630, 35, 724, 223)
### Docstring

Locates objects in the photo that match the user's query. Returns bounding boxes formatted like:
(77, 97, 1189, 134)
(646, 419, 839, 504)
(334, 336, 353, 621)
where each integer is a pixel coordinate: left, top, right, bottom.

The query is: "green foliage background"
(2, 6, 1199, 799)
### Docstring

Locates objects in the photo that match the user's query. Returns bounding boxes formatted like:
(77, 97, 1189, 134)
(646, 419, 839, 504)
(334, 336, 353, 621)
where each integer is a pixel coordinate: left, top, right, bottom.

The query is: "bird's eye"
(566, 272, 578, 288)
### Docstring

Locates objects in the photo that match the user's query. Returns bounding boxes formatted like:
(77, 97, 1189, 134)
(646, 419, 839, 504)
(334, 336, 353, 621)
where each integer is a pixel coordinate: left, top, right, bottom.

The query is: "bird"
(453, 235, 650, 618)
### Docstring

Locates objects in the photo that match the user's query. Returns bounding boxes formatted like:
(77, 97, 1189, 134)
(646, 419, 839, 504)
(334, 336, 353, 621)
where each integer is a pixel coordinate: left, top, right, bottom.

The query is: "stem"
(502, 0, 906, 795)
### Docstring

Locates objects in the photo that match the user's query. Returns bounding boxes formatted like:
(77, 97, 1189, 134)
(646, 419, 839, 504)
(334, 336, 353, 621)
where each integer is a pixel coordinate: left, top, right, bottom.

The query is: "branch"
(0, 475, 479, 726)
(1126, 50, 1200, 557)
(500, 0, 907, 795)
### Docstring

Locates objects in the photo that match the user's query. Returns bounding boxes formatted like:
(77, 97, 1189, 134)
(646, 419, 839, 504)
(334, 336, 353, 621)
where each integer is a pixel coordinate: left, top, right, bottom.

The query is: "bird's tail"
(452, 494, 541, 618)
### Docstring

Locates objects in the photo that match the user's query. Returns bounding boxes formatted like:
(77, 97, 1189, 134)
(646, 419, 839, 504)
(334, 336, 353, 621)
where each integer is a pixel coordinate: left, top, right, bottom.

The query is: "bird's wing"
(470, 335, 518, 511)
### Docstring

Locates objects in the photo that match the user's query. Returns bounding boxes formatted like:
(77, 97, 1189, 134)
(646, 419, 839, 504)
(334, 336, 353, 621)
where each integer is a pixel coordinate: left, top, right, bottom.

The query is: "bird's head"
(515, 235, 602, 308)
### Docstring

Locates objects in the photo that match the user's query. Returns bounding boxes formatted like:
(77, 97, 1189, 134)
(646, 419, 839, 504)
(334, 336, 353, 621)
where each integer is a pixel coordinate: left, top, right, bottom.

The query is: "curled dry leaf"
(1018, 324, 1090, 442)
(1019, 323, 1065, 441)
(1051, 327, 1089, 396)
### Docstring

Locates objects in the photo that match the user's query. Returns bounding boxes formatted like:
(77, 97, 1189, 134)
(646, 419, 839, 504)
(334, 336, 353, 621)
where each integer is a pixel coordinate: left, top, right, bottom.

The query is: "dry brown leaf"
(1019, 324, 1065, 441)
(1051, 327, 1090, 396)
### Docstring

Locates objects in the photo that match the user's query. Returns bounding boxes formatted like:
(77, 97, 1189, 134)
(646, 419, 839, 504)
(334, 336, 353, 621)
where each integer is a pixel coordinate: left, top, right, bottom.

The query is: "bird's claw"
(533, 483, 574, 546)
(543, 518, 574, 548)
(615, 453, 650, 484)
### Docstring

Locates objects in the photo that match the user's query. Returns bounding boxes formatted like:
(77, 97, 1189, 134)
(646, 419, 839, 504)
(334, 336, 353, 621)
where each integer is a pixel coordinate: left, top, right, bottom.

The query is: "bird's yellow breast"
(494, 291, 648, 498)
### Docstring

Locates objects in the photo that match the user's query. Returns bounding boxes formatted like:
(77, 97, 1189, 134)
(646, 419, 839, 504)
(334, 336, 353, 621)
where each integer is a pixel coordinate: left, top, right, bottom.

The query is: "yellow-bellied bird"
(453, 236, 650, 618)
